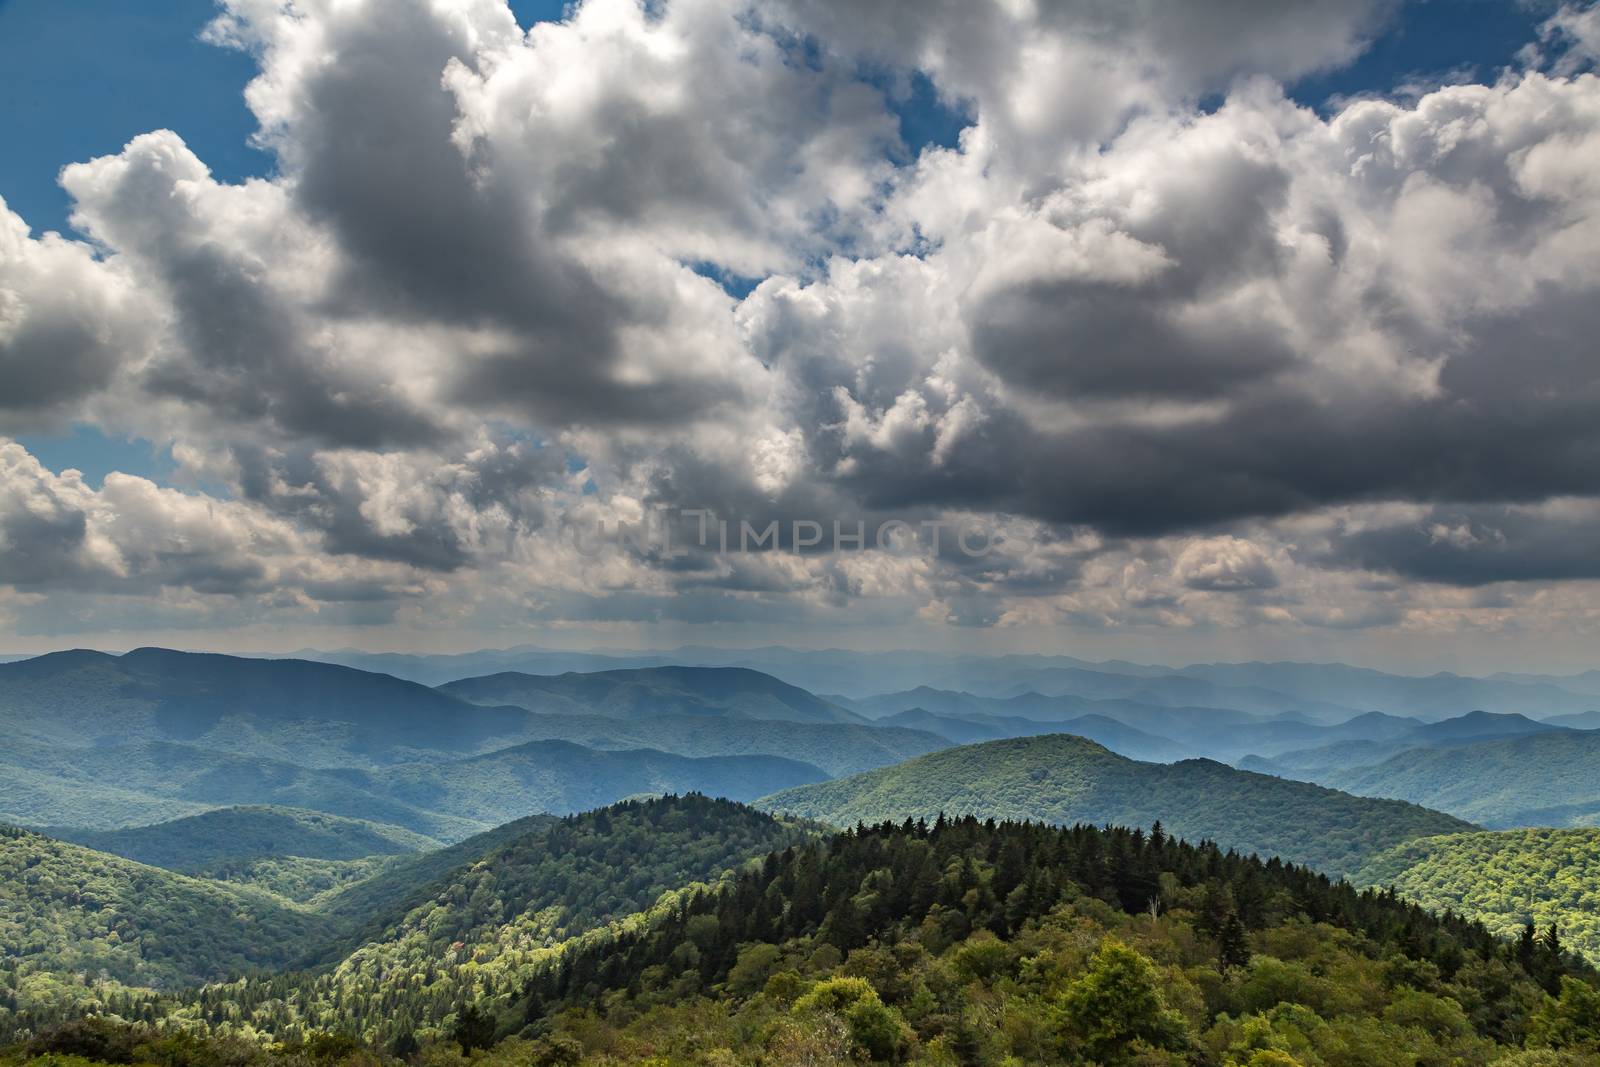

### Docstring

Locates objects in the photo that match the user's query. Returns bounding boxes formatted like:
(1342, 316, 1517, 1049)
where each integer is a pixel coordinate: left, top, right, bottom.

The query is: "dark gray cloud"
(1316, 504, 1600, 586)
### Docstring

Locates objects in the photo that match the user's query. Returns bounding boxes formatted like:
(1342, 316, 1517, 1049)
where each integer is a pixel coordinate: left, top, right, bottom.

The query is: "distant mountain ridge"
(440, 665, 867, 724)
(292, 644, 1600, 718)
(1320, 730, 1600, 828)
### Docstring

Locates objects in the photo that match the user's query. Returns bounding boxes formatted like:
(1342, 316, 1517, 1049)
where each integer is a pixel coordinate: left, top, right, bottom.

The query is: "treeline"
(2, 797, 814, 1046)
(508, 815, 1600, 1063)
(1354, 828, 1600, 964)
(9, 805, 1600, 1063)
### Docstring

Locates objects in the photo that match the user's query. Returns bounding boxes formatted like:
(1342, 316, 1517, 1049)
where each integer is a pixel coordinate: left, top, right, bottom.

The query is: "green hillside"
(0, 825, 331, 996)
(11, 797, 815, 1044)
(1324, 730, 1600, 827)
(0, 738, 825, 841)
(758, 734, 1475, 878)
(371, 740, 826, 827)
(0, 741, 486, 840)
(1354, 828, 1600, 965)
(512, 815, 1597, 1065)
(45, 807, 435, 872)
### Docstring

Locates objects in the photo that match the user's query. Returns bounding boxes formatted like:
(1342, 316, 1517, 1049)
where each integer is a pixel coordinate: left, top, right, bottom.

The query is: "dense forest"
(0, 825, 332, 995)
(757, 735, 1473, 878)
(7, 805, 1600, 1065)
(1, 797, 815, 1045)
(1355, 829, 1600, 966)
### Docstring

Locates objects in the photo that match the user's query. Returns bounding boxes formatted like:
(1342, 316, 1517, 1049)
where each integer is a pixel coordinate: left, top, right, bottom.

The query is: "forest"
(5, 798, 1600, 1065)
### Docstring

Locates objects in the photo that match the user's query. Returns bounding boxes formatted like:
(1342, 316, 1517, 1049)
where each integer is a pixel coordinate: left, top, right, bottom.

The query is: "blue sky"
(0, 1, 1548, 239)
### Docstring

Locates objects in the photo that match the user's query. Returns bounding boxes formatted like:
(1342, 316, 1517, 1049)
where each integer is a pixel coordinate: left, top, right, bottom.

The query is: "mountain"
(368, 739, 827, 827)
(0, 648, 533, 768)
(1493, 669, 1600, 698)
(432, 709, 946, 776)
(875, 708, 1188, 762)
(42, 807, 435, 873)
(1004, 667, 1365, 720)
(847, 689, 1533, 764)
(300, 644, 1600, 715)
(1235, 711, 1573, 778)
(439, 665, 866, 724)
(1407, 710, 1569, 743)
(1322, 730, 1600, 827)
(1545, 710, 1600, 730)
(1174, 660, 1600, 720)
(15, 803, 1593, 1063)
(1354, 828, 1600, 964)
(1236, 738, 1414, 776)
(0, 736, 825, 840)
(757, 734, 1474, 878)
(10, 797, 816, 1043)
(0, 740, 488, 840)
(874, 707, 1010, 743)
(0, 824, 331, 992)
(511, 813, 1590, 1065)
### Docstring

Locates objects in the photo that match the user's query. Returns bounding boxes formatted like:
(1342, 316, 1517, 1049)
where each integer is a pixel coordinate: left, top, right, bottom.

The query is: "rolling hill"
(1354, 828, 1600, 964)
(0, 648, 533, 768)
(875, 707, 1189, 762)
(448, 709, 947, 776)
(757, 734, 1475, 878)
(1321, 730, 1600, 827)
(440, 665, 866, 724)
(0, 824, 332, 992)
(0, 737, 826, 840)
(43, 807, 436, 873)
(368, 739, 828, 827)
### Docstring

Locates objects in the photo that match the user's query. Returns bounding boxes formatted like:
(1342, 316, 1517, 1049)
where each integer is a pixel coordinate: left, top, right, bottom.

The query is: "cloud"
(0, 0, 1599, 656)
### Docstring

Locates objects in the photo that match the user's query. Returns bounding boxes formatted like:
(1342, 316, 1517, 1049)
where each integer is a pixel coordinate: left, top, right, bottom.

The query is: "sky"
(1, 0, 1600, 671)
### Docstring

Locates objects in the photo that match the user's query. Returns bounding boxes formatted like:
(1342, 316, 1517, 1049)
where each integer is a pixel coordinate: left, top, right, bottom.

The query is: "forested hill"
(42, 808, 435, 872)
(757, 733, 1474, 878)
(1355, 828, 1600, 965)
(1323, 730, 1600, 827)
(3, 797, 818, 1045)
(513, 814, 1599, 1064)
(0, 825, 332, 993)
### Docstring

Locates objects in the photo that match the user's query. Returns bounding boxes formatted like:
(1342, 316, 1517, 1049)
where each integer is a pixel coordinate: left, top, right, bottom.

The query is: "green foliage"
(1353, 828, 1600, 965)
(758, 734, 1474, 878)
(1325, 731, 1600, 827)
(4, 797, 813, 1047)
(0, 826, 331, 993)
(2, 739, 821, 843)
(508, 813, 1593, 1064)
(1052, 939, 1190, 1063)
(0, 653, 836, 840)
(44, 810, 433, 874)
(6, 807, 1600, 1066)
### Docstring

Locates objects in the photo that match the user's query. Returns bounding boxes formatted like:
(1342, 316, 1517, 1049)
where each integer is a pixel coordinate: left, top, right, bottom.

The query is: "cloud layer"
(2, 0, 1600, 661)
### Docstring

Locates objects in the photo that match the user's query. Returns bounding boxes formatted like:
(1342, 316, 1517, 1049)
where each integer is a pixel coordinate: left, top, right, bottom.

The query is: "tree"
(1219, 910, 1253, 973)
(1053, 939, 1191, 1064)
(451, 1003, 496, 1054)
